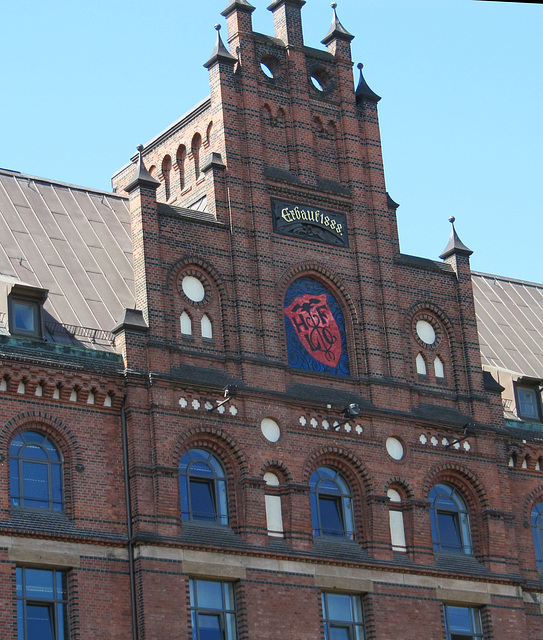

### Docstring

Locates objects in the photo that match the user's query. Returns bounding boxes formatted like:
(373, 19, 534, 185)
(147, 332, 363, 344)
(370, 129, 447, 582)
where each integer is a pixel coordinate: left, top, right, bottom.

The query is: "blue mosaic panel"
(284, 277, 349, 376)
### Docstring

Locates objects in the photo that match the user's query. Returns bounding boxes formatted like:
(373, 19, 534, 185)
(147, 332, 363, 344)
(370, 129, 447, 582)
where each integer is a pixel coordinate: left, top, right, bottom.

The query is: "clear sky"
(2, 0, 541, 283)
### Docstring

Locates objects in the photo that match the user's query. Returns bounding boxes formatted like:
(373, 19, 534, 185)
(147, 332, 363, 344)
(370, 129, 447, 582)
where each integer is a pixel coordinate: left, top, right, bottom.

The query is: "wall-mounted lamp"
(207, 385, 238, 412)
(333, 403, 361, 430)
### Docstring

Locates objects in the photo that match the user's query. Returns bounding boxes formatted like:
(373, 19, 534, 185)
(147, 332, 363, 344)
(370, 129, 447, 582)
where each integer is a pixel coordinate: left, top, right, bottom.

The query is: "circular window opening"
(182, 276, 205, 302)
(260, 62, 274, 79)
(386, 437, 405, 461)
(260, 55, 279, 81)
(309, 68, 330, 93)
(310, 74, 324, 91)
(261, 418, 281, 443)
(416, 320, 436, 345)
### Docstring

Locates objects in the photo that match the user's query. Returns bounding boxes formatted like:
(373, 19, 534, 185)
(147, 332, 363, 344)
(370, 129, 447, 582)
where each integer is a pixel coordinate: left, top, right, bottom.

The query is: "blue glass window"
(190, 579, 236, 640)
(180, 449, 228, 524)
(531, 503, 543, 571)
(16, 567, 68, 640)
(443, 605, 483, 640)
(310, 467, 355, 539)
(429, 484, 472, 554)
(10, 432, 63, 511)
(322, 592, 366, 640)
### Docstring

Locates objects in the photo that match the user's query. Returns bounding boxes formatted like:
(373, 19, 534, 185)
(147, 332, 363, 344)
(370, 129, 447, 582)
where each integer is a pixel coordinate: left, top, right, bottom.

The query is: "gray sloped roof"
(472, 271, 543, 379)
(0, 169, 135, 340)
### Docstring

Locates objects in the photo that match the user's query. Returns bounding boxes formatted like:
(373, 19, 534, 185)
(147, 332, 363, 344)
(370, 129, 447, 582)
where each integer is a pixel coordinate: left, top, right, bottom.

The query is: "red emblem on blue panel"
(284, 293, 342, 367)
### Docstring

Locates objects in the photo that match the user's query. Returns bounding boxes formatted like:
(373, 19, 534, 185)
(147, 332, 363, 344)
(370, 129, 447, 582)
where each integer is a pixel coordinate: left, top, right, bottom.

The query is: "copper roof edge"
(0, 167, 128, 200)
(472, 271, 543, 289)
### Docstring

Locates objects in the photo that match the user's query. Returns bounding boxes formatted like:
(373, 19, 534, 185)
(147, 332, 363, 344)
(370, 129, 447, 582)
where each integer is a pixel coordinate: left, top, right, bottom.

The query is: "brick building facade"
(1, 1, 543, 639)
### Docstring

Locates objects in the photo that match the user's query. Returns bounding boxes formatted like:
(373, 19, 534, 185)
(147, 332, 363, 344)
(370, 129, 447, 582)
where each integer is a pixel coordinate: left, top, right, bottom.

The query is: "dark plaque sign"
(271, 198, 348, 248)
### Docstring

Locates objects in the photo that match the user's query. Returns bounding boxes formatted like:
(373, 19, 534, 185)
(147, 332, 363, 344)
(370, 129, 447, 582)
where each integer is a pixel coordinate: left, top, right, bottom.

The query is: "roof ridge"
(472, 271, 543, 289)
(0, 168, 128, 200)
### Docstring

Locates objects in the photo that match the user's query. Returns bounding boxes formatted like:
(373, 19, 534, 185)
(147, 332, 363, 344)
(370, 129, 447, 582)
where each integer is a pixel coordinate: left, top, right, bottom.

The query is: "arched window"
(429, 483, 472, 554)
(191, 133, 202, 181)
(416, 353, 427, 375)
(387, 488, 406, 552)
(434, 356, 445, 379)
(179, 449, 228, 524)
(310, 467, 354, 539)
(162, 155, 172, 201)
(10, 431, 63, 511)
(201, 314, 213, 340)
(180, 311, 192, 336)
(264, 472, 283, 538)
(177, 145, 186, 191)
(531, 503, 543, 570)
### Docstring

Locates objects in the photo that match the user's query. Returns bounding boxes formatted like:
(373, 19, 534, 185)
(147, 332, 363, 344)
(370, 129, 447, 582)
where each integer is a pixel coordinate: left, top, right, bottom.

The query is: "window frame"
(443, 604, 484, 640)
(515, 383, 542, 422)
(321, 592, 366, 640)
(310, 466, 355, 540)
(16, 567, 68, 640)
(9, 431, 63, 511)
(179, 448, 228, 525)
(429, 483, 472, 555)
(189, 578, 237, 640)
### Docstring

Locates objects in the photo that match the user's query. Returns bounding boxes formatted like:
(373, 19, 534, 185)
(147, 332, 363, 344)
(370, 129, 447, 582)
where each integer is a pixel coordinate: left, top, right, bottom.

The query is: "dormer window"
(516, 383, 542, 422)
(2, 281, 48, 339)
(10, 299, 40, 336)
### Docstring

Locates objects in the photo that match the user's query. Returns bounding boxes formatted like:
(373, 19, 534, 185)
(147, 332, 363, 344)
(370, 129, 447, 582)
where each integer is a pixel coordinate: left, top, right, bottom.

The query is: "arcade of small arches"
(149, 121, 214, 204)
(6, 425, 543, 574)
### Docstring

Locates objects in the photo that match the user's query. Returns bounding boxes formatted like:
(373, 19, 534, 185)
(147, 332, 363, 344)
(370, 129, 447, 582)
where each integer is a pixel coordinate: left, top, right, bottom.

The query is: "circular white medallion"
(182, 276, 205, 302)
(416, 320, 436, 345)
(386, 437, 404, 461)
(261, 418, 281, 443)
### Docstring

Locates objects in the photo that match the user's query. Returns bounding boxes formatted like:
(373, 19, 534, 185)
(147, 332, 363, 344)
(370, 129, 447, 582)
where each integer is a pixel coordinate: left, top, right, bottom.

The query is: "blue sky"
(2, 0, 541, 282)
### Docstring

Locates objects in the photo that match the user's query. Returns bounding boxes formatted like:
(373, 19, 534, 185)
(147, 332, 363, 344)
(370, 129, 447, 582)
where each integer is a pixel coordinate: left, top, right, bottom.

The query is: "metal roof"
(0, 169, 135, 345)
(472, 271, 543, 379)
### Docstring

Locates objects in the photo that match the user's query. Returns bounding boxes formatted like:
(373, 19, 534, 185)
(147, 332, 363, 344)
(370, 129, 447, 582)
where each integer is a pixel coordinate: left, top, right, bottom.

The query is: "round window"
(182, 276, 205, 302)
(260, 61, 274, 79)
(416, 320, 436, 345)
(386, 437, 405, 461)
(261, 418, 281, 443)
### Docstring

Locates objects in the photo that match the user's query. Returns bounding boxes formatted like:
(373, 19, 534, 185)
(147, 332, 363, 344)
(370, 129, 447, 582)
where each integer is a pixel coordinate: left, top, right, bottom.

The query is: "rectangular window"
(516, 385, 541, 421)
(322, 592, 366, 640)
(9, 298, 42, 338)
(190, 579, 237, 640)
(16, 567, 68, 640)
(443, 605, 483, 640)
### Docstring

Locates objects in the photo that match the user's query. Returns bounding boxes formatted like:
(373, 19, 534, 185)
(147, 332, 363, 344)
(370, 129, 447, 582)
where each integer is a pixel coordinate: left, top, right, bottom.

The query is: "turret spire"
(125, 145, 160, 192)
(204, 24, 237, 69)
(355, 63, 381, 104)
(440, 216, 473, 260)
(322, 2, 354, 45)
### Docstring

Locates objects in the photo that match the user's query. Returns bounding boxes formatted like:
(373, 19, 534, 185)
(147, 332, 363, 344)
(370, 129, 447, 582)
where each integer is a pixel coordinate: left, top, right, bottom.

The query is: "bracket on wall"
(443, 422, 477, 448)
(207, 385, 238, 412)
(330, 403, 361, 431)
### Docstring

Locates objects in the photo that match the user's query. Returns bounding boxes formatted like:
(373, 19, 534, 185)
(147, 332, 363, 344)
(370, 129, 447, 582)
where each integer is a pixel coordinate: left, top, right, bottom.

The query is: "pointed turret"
(125, 145, 160, 193)
(355, 63, 381, 104)
(321, 2, 353, 46)
(322, 2, 353, 60)
(204, 24, 237, 69)
(440, 216, 473, 260)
